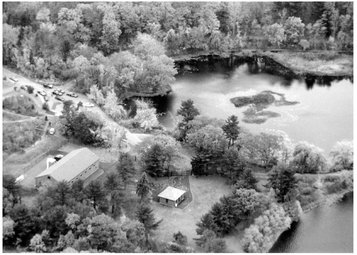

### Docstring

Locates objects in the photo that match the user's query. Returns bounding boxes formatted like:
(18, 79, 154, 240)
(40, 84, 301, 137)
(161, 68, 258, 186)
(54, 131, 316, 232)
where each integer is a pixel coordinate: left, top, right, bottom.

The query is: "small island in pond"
(230, 91, 299, 124)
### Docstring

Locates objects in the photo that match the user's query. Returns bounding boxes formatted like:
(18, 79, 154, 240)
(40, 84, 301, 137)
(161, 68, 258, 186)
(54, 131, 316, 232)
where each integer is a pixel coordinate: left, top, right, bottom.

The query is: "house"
(35, 148, 99, 187)
(157, 186, 186, 207)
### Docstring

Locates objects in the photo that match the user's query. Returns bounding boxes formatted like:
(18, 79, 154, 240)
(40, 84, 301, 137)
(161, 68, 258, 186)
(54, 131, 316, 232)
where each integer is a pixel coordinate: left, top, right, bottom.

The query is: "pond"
(157, 62, 353, 154)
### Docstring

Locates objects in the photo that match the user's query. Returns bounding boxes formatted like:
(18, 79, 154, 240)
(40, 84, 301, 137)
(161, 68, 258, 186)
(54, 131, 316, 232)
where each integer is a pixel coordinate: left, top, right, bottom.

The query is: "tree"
(29, 234, 47, 253)
(103, 90, 126, 122)
(268, 164, 297, 203)
(42, 205, 69, 239)
(3, 216, 15, 246)
(3, 24, 20, 65)
(135, 203, 162, 241)
(173, 231, 187, 246)
(222, 115, 240, 148)
(51, 181, 72, 206)
(3, 175, 21, 207)
(86, 214, 125, 251)
(283, 16, 305, 46)
(85, 181, 106, 208)
(177, 99, 200, 124)
(242, 203, 291, 253)
(221, 148, 245, 181)
(134, 100, 159, 131)
(136, 172, 151, 201)
(290, 142, 327, 173)
(195, 229, 226, 252)
(234, 168, 258, 190)
(240, 132, 284, 168)
(187, 125, 227, 155)
(264, 23, 285, 47)
(142, 144, 167, 177)
(117, 153, 136, 188)
(330, 140, 353, 171)
(196, 189, 269, 236)
(299, 39, 310, 50)
(9, 204, 42, 246)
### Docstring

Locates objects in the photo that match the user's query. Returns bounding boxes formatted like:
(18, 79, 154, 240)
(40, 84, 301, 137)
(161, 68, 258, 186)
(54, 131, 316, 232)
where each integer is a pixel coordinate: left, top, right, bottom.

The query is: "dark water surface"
(271, 193, 353, 253)
(157, 63, 353, 153)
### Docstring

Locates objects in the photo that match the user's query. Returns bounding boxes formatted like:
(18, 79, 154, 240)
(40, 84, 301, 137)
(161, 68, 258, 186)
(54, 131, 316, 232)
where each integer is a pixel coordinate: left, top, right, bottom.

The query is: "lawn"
(150, 175, 243, 252)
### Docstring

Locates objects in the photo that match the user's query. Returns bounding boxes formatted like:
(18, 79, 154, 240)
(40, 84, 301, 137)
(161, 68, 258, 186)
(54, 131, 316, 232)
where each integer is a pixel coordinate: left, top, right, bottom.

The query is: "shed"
(158, 186, 186, 207)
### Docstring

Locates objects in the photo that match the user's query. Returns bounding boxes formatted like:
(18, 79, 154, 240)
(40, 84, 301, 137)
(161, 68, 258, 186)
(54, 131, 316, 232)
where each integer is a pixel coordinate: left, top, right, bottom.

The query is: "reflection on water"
(270, 193, 353, 253)
(156, 63, 353, 153)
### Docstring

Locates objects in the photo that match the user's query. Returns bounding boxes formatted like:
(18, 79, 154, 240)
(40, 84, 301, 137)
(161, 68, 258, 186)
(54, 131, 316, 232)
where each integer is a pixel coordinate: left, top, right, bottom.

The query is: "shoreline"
(172, 50, 353, 79)
(267, 189, 353, 253)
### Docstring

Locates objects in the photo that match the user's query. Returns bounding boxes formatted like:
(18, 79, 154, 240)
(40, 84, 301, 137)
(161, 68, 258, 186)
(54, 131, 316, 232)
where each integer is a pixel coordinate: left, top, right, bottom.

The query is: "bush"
(3, 119, 45, 153)
(3, 95, 39, 116)
(42, 102, 49, 111)
(27, 85, 34, 94)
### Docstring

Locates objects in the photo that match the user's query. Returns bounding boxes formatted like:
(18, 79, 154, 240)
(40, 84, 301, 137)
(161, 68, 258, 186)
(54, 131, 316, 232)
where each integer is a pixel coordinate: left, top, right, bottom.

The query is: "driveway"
(151, 176, 243, 252)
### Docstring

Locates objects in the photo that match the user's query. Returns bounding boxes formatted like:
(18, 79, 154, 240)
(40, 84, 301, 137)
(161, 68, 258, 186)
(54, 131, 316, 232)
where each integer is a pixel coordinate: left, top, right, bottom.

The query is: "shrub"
(27, 85, 34, 94)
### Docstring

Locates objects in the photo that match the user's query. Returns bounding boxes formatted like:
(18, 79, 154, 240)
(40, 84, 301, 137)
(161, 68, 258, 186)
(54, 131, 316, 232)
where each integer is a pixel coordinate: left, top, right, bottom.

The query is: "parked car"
(9, 77, 19, 82)
(38, 90, 47, 96)
(20, 85, 26, 90)
(49, 128, 55, 135)
(67, 92, 78, 98)
(55, 96, 64, 101)
(52, 90, 60, 96)
(43, 83, 53, 89)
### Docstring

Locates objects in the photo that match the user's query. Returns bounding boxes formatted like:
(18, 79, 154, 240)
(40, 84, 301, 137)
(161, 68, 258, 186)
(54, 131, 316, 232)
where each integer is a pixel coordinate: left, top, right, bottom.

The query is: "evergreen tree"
(136, 173, 151, 201)
(268, 164, 297, 203)
(117, 153, 136, 188)
(177, 99, 200, 141)
(143, 144, 166, 177)
(135, 203, 162, 241)
(85, 181, 106, 208)
(222, 115, 240, 148)
(235, 168, 258, 190)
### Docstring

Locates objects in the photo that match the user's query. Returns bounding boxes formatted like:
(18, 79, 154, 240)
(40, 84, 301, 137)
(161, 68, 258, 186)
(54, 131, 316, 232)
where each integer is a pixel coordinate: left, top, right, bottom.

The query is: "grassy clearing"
(3, 94, 41, 116)
(151, 176, 234, 250)
(266, 51, 353, 76)
(3, 118, 46, 154)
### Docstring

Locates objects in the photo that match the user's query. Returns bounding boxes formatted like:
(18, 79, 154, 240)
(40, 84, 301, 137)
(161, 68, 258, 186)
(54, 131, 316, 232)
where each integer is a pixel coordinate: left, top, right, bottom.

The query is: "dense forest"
(3, 2, 353, 97)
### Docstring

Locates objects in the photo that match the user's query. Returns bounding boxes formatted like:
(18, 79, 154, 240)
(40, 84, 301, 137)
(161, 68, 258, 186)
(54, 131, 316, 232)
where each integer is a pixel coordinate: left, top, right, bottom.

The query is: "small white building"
(35, 148, 99, 187)
(158, 186, 186, 207)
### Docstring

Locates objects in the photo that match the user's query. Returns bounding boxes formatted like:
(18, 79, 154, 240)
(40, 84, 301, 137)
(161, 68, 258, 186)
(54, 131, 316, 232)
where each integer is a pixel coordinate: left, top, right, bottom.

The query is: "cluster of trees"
(3, 2, 352, 86)
(3, 167, 167, 252)
(241, 203, 292, 253)
(196, 189, 269, 239)
(139, 134, 184, 177)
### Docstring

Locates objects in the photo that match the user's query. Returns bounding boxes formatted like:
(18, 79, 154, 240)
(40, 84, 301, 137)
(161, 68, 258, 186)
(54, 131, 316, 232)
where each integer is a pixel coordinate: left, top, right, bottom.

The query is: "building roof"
(158, 186, 186, 201)
(36, 148, 99, 182)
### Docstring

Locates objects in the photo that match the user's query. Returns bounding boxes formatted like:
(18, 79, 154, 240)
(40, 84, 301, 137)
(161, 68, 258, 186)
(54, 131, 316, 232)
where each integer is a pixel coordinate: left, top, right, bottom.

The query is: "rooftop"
(36, 148, 99, 182)
(158, 186, 186, 201)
